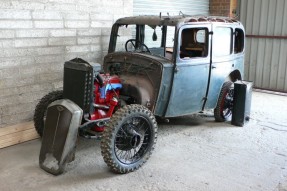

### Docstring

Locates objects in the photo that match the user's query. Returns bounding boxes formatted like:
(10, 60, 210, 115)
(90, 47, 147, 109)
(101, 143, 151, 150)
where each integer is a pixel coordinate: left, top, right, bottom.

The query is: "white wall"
(0, 0, 133, 128)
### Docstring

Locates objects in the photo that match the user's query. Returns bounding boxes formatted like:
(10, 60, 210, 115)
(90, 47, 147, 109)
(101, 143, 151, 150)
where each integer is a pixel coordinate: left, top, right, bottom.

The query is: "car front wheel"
(101, 104, 158, 173)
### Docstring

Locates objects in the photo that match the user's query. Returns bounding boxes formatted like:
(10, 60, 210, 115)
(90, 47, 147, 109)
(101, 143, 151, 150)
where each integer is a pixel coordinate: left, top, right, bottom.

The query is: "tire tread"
(33, 90, 63, 136)
(101, 104, 158, 174)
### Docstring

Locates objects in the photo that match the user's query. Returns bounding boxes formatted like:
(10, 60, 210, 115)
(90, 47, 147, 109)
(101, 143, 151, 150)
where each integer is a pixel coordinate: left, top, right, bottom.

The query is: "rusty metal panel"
(239, 0, 287, 92)
(133, 0, 209, 16)
(39, 99, 83, 175)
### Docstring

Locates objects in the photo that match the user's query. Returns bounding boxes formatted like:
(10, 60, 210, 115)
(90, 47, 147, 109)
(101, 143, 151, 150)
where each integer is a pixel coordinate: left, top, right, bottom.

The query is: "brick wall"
(230, 0, 237, 17)
(210, 0, 237, 18)
(0, 0, 133, 128)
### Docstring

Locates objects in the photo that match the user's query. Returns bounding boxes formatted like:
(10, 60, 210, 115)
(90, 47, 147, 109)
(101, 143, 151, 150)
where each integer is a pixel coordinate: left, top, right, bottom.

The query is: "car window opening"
(115, 24, 176, 61)
(234, 28, 244, 54)
(180, 28, 208, 59)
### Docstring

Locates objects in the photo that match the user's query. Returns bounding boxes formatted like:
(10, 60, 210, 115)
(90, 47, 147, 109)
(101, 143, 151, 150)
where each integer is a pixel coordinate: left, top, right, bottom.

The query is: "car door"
(204, 24, 235, 109)
(165, 24, 212, 117)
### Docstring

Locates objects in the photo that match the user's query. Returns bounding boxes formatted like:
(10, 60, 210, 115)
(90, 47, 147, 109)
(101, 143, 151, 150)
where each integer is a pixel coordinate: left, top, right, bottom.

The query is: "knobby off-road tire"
(33, 90, 63, 137)
(214, 81, 233, 122)
(101, 104, 158, 174)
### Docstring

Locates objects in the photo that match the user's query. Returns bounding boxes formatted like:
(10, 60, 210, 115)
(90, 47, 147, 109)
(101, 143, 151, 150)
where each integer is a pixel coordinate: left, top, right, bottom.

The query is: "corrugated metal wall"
(134, 0, 209, 16)
(239, 0, 287, 92)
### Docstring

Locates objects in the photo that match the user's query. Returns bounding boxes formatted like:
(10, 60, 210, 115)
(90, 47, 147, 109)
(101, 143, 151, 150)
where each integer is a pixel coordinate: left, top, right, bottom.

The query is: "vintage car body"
(104, 15, 245, 117)
(35, 15, 246, 175)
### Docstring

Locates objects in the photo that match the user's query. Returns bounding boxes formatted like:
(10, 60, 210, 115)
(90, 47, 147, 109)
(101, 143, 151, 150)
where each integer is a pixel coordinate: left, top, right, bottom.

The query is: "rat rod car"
(34, 15, 245, 175)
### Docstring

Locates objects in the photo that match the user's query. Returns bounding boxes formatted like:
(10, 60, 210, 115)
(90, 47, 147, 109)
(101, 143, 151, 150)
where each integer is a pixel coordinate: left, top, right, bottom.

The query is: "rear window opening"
(213, 27, 233, 57)
(234, 28, 244, 53)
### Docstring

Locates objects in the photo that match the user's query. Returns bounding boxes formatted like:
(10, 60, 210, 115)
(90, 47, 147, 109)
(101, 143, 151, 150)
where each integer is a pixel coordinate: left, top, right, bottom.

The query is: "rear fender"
(227, 69, 242, 82)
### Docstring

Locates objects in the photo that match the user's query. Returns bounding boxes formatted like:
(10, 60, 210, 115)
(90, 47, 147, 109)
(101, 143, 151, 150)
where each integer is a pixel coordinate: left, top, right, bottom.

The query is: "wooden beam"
(0, 122, 39, 149)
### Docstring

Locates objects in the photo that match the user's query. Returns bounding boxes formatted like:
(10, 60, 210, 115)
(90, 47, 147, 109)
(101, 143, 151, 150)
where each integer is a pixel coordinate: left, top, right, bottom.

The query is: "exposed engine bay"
(89, 73, 122, 132)
(63, 58, 123, 138)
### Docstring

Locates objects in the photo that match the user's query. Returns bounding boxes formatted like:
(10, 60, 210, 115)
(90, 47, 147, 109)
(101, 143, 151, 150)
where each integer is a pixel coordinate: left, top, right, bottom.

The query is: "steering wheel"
(125, 39, 150, 53)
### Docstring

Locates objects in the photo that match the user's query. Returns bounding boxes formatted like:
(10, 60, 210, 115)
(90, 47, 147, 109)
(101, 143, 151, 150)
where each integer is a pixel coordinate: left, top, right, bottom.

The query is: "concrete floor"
(0, 91, 287, 191)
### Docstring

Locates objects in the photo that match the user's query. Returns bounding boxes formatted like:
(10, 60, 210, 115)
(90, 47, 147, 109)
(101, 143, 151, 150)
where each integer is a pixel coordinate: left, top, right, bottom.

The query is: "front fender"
(120, 75, 155, 111)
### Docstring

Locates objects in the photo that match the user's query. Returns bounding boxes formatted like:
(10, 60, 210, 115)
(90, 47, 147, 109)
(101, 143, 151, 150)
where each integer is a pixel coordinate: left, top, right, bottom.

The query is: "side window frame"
(176, 24, 211, 64)
(212, 26, 234, 58)
(234, 27, 245, 54)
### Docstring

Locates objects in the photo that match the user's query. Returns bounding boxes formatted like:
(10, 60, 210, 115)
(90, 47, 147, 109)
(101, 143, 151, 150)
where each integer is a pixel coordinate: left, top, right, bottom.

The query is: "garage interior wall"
(0, 0, 133, 128)
(134, 0, 209, 16)
(239, 0, 287, 92)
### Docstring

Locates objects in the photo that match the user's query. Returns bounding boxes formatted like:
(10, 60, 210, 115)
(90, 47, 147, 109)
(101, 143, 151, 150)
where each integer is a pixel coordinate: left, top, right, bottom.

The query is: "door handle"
(212, 66, 216, 69)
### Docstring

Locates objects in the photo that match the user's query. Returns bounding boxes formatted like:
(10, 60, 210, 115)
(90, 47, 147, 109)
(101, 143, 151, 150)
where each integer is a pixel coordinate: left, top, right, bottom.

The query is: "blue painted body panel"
(164, 61, 209, 117)
(205, 54, 244, 109)
(163, 23, 245, 117)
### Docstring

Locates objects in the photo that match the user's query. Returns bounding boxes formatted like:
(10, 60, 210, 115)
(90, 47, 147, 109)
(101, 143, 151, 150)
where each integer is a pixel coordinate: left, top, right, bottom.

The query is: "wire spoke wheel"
(214, 81, 234, 122)
(101, 104, 157, 173)
(221, 88, 234, 118)
(114, 116, 152, 164)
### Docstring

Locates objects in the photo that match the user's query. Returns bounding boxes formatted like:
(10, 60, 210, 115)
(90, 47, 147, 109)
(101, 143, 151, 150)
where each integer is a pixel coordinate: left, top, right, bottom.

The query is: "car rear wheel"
(214, 81, 234, 122)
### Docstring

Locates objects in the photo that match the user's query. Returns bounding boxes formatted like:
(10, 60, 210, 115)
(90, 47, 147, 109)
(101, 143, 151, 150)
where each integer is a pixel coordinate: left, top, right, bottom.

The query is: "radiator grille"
(63, 58, 93, 114)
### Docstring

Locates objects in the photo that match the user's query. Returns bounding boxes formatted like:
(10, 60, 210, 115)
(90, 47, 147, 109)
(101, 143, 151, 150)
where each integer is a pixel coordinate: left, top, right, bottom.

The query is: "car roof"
(115, 15, 242, 27)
